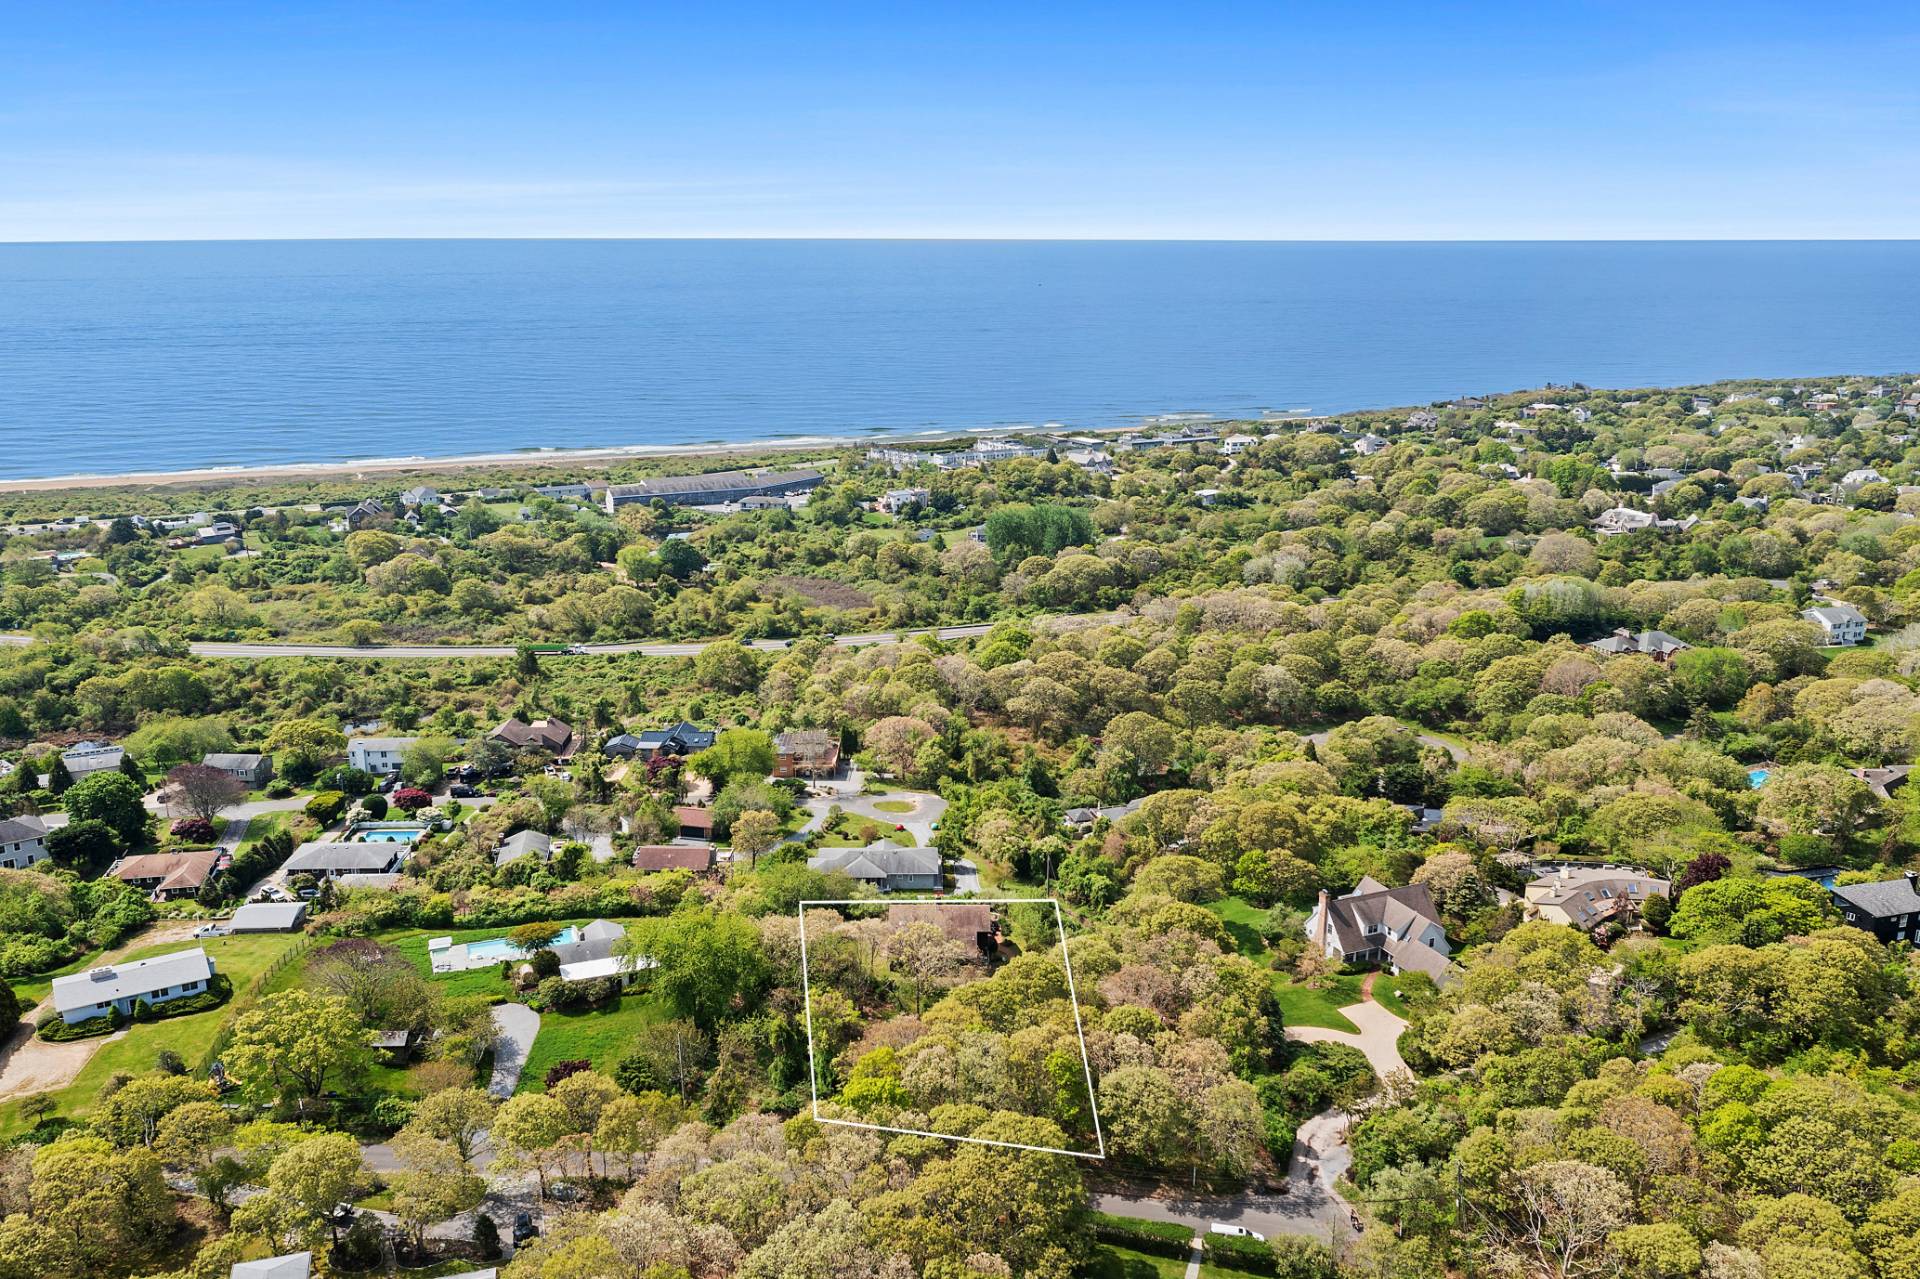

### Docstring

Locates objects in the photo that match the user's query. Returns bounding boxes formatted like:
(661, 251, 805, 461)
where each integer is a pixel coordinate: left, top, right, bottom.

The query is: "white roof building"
(52, 948, 216, 1024)
(232, 1255, 312, 1279)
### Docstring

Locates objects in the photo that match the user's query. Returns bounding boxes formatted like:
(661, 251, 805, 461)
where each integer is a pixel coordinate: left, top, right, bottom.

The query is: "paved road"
(1093, 1182, 1352, 1248)
(178, 622, 1002, 660)
(488, 1004, 539, 1098)
(1303, 726, 1467, 764)
(3, 613, 1134, 661)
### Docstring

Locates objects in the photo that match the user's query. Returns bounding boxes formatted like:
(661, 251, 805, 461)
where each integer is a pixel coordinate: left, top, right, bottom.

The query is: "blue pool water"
(4, 239, 1920, 480)
(361, 829, 422, 843)
(1748, 769, 1771, 788)
(465, 925, 580, 964)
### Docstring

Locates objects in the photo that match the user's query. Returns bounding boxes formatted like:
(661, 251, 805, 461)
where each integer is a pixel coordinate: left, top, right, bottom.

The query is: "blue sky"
(3, 1, 1917, 240)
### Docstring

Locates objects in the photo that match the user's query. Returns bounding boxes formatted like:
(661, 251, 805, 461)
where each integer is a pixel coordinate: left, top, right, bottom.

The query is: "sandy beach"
(0, 414, 1261, 496)
(0, 433, 896, 494)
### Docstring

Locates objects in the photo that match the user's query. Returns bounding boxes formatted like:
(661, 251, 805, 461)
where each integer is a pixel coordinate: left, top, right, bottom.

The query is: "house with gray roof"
(1803, 603, 1867, 646)
(61, 741, 125, 779)
(228, 901, 308, 933)
(1585, 628, 1691, 663)
(808, 844, 942, 892)
(203, 752, 273, 786)
(1305, 878, 1453, 981)
(284, 841, 404, 878)
(52, 947, 217, 1025)
(604, 467, 824, 510)
(232, 1254, 312, 1279)
(496, 829, 554, 866)
(1525, 865, 1669, 933)
(1833, 873, 1920, 945)
(0, 813, 49, 870)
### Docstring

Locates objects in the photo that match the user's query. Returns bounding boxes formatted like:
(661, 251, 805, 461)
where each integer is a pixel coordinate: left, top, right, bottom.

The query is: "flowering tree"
(392, 787, 433, 813)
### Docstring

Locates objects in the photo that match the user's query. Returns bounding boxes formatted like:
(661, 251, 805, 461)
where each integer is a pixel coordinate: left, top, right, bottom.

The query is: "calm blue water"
(1, 240, 1917, 480)
(465, 924, 579, 963)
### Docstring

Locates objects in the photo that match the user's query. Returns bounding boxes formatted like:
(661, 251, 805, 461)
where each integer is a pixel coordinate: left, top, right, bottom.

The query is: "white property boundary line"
(797, 897, 1106, 1160)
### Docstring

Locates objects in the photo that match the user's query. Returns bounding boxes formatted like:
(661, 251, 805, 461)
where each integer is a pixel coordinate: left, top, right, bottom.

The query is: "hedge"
(1088, 1212, 1193, 1260)
(36, 972, 233, 1042)
(1201, 1234, 1336, 1279)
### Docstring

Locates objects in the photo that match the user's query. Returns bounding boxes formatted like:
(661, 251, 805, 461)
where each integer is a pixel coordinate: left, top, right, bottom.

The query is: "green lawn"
(0, 931, 306, 1136)
(1204, 896, 1270, 955)
(1366, 978, 1413, 1021)
(518, 989, 670, 1091)
(238, 810, 292, 849)
(1272, 972, 1368, 1033)
(870, 799, 915, 814)
(1081, 1244, 1190, 1279)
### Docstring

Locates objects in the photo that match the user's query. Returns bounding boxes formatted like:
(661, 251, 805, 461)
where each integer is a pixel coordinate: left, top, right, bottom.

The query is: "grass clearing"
(871, 799, 915, 814)
(1204, 896, 1270, 955)
(518, 990, 670, 1091)
(1271, 971, 1366, 1033)
(1082, 1244, 1191, 1279)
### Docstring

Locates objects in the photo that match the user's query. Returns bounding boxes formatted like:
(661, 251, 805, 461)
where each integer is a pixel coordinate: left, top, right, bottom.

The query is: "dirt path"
(0, 919, 203, 1103)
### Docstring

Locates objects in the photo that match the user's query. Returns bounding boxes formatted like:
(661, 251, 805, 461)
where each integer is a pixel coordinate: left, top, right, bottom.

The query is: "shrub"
(361, 794, 389, 820)
(544, 1059, 591, 1089)
(170, 817, 217, 843)
(392, 787, 432, 813)
(371, 1095, 417, 1130)
(305, 790, 348, 826)
(473, 1213, 502, 1261)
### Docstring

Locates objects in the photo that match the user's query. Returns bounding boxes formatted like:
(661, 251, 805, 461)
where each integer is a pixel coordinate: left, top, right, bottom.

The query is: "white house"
(1804, 603, 1868, 646)
(1591, 506, 1657, 537)
(877, 487, 930, 514)
(1352, 433, 1390, 455)
(1221, 433, 1259, 455)
(0, 814, 50, 870)
(51, 948, 217, 1025)
(347, 736, 418, 775)
(61, 741, 126, 779)
(1304, 878, 1453, 981)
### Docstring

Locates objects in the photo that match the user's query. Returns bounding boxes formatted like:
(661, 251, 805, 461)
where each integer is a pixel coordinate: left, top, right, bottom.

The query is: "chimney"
(1316, 889, 1330, 952)
(1907, 871, 1917, 891)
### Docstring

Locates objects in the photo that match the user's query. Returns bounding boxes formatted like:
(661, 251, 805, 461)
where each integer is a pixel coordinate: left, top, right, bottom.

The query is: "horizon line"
(4, 234, 1920, 247)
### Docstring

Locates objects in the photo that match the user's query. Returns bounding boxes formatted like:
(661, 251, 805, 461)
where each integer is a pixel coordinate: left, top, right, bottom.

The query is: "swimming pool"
(1748, 768, 1771, 789)
(362, 829, 422, 843)
(463, 924, 580, 965)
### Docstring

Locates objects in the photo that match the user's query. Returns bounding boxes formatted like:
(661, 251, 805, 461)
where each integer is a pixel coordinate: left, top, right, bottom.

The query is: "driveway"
(802, 768, 948, 846)
(950, 858, 982, 894)
(1304, 726, 1465, 765)
(1283, 984, 1410, 1082)
(488, 1004, 539, 1097)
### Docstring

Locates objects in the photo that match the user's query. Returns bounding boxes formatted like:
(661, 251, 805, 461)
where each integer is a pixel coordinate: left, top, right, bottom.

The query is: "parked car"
(449, 783, 479, 798)
(192, 923, 229, 939)
(512, 1212, 538, 1244)
(1209, 1224, 1266, 1242)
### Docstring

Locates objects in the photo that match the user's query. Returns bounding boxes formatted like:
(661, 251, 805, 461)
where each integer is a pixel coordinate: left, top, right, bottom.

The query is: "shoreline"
(0, 412, 1290, 495)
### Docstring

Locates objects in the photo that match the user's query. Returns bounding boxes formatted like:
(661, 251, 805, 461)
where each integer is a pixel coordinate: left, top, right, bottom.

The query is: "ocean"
(1, 239, 1916, 481)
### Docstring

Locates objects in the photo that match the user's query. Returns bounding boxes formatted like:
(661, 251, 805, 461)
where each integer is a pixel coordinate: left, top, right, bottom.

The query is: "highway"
(0, 620, 1027, 660)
